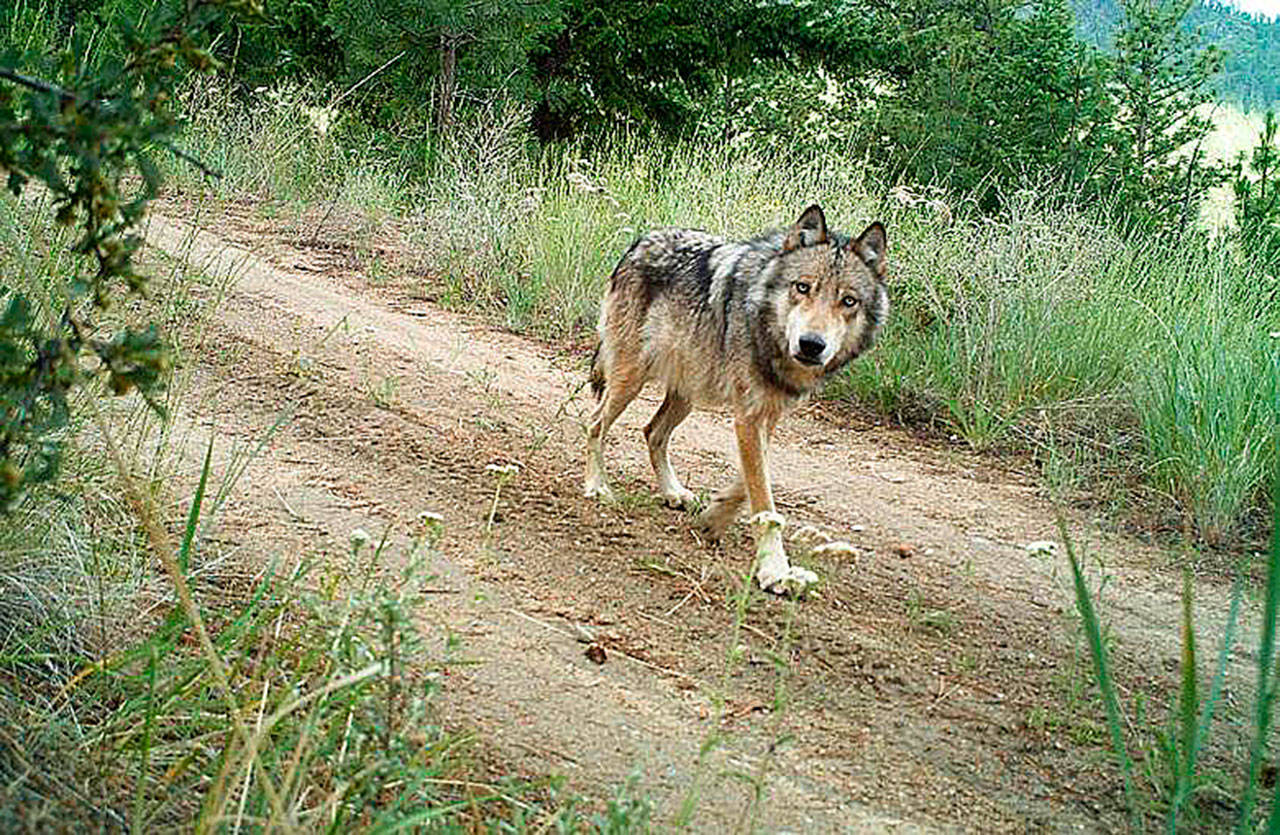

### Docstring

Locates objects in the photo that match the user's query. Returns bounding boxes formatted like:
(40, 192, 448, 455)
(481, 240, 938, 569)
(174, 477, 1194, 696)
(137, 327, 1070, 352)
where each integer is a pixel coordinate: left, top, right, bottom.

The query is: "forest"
(1074, 0, 1280, 107)
(26, 0, 1275, 231)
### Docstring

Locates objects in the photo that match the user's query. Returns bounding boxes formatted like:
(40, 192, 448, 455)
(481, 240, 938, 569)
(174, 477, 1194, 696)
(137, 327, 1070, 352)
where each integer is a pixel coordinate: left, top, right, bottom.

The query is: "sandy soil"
(137, 197, 1259, 833)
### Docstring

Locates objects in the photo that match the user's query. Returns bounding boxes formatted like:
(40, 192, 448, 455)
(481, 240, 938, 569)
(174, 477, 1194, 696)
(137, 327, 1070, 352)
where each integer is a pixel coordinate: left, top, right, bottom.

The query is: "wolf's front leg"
(732, 414, 818, 595)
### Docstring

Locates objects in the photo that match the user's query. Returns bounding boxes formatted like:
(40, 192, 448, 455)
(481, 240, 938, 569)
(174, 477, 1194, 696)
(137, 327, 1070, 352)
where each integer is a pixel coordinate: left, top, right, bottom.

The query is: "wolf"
(583, 204, 889, 594)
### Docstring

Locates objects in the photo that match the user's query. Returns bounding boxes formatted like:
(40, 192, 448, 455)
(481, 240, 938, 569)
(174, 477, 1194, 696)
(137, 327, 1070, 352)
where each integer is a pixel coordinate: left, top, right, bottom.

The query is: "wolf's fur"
(583, 205, 889, 594)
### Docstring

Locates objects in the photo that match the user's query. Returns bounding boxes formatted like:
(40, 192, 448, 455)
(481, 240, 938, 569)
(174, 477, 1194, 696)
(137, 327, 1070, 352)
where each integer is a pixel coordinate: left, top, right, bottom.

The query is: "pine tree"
(1108, 0, 1224, 231)
(1233, 111, 1280, 273)
(325, 0, 558, 133)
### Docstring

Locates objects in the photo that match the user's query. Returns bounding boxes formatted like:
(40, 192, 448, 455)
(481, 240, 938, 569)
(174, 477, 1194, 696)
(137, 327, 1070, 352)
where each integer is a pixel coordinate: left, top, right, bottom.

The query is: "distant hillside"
(1072, 0, 1280, 109)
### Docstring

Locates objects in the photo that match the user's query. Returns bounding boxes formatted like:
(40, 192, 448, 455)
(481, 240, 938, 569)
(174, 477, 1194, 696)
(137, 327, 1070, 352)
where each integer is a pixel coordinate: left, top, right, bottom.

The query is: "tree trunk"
(437, 31, 458, 134)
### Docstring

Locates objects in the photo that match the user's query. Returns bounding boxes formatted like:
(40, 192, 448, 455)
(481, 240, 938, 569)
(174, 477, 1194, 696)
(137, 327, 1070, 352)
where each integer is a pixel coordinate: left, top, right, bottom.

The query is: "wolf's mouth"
(793, 354, 824, 367)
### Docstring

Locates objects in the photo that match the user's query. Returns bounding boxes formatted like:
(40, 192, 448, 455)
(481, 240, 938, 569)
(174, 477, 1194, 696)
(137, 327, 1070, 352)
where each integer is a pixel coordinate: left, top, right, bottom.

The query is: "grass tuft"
(1061, 468, 1280, 830)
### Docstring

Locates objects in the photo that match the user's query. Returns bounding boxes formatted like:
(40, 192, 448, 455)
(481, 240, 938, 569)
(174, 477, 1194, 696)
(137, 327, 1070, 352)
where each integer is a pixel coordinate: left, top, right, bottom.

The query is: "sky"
(1227, 0, 1280, 18)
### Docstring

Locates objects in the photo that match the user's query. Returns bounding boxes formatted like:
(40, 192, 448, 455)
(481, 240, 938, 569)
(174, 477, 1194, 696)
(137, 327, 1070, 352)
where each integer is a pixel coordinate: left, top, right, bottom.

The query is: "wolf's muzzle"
(795, 334, 826, 366)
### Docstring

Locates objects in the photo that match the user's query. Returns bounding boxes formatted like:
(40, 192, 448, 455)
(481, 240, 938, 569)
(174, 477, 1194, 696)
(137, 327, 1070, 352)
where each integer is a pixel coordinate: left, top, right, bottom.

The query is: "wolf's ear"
(849, 222, 887, 277)
(783, 204, 828, 252)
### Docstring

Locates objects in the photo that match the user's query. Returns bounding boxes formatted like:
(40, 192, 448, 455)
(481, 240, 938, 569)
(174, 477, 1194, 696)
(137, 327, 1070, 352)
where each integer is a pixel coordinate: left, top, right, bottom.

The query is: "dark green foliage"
(7, 0, 1254, 266)
(16, 0, 1240, 236)
(0, 0, 256, 509)
(0, 296, 72, 498)
(1233, 110, 1280, 273)
(882, 0, 1115, 205)
(528, 0, 875, 140)
(1108, 0, 1225, 232)
(324, 0, 557, 130)
(886, 0, 1223, 225)
(529, 0, 723, 139)
(239, 0, 344, 83)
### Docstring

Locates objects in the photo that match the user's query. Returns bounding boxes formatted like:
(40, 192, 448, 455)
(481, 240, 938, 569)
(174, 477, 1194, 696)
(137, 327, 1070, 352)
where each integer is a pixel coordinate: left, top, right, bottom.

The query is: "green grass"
(0, 465, 651, 830)
(1060, 489, 1276, 830)
(1132, 290, 1279, 544)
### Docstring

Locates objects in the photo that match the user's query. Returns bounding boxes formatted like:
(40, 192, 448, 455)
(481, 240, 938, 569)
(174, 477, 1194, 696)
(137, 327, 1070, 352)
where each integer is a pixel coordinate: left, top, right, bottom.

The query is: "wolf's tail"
(589, 342, 605, 400)
(589, 239, 640, 401)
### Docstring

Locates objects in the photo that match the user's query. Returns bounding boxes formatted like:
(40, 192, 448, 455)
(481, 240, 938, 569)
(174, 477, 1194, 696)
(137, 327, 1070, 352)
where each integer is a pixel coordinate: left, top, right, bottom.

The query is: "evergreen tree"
(325, 0, 557, 131)
(1233, 110, 1280, 272)
(527, 0, 876, 140)
(1107, 0, 1224, 231)
(882, 0, 1112, 203)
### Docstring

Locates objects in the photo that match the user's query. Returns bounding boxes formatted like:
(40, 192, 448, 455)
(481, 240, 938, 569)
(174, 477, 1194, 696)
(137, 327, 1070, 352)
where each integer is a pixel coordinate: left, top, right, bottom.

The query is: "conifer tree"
(1109, 0, 1224, 231)
(1233, 111, 1280, 273)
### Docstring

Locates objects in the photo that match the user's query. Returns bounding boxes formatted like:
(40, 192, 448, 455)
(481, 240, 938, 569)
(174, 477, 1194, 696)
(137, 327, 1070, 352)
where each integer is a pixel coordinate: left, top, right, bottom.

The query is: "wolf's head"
(771, 204, 889, 377)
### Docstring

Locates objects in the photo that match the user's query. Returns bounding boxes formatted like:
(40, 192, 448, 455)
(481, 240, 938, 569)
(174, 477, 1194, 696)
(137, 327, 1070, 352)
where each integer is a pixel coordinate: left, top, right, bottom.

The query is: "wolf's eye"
(841, 295, 860, 308)
(794, 281, 811, 295)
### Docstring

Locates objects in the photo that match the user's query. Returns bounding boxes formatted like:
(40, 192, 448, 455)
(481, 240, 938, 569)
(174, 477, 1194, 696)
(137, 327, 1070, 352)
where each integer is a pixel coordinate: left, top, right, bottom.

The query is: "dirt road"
(141, 199, 1255, 832)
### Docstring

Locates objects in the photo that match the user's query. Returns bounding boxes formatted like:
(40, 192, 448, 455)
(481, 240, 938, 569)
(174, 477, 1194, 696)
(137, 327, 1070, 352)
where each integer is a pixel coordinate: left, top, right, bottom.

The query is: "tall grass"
(166, 84, 1279, 539)
(1134, 298, 1279, 545)
(1061, 471, 1277, 830)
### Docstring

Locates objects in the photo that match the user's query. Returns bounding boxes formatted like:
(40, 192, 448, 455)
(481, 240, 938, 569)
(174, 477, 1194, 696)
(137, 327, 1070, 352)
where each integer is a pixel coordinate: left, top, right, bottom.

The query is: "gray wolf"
(583, 205, 889, 594)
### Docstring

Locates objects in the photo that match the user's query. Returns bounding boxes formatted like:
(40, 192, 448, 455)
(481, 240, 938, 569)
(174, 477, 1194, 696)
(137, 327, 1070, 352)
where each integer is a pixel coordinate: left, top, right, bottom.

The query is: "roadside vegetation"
(3, 0, 1280, 830)
(173, 77, 1280, 547)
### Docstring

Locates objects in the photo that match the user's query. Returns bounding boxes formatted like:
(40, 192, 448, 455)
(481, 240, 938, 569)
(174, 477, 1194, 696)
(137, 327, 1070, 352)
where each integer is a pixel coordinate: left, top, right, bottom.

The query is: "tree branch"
(0, 68, 74, 101)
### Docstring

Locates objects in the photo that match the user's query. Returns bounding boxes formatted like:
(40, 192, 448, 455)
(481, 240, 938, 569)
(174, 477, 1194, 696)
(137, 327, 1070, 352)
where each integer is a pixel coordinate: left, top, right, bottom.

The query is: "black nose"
(798, 334, 826, 360)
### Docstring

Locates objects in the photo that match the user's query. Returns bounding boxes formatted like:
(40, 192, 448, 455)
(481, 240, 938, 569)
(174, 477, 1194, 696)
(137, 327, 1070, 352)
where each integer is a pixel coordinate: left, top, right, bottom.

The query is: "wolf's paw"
(582, 480, 615, 502)
(696, 507, 734, 542)
(698, 495, 746, 540)
(756, 564, 819, 596)
(660, 486, 698, 510)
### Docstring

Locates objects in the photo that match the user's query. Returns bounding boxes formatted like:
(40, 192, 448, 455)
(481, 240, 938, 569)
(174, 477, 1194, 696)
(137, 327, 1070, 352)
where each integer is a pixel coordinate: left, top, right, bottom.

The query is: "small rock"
(584, 643, 607, 665)
(894, 542, 916, 559)
(1025, 540, 1058, 556)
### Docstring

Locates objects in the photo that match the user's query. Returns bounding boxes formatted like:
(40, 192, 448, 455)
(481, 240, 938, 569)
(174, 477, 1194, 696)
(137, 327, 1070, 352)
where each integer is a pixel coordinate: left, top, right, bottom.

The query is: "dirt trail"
(141, 202, 1256, 832)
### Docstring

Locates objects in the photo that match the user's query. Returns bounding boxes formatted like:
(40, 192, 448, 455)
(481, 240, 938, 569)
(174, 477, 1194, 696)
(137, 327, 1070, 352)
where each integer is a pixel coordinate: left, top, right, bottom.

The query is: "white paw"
(749, 512, 818, 595)
(583, 480, 614, 502)
(757, 564, 820, 596)
(660, 486, 697, 509)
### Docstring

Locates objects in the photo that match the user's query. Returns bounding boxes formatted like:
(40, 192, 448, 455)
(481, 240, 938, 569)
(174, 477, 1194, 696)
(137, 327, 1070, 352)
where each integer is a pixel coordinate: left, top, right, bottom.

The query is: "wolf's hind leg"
(697, 477, 745, 540)
(583, 370, 643, 501)
(645, 389, 695, 507)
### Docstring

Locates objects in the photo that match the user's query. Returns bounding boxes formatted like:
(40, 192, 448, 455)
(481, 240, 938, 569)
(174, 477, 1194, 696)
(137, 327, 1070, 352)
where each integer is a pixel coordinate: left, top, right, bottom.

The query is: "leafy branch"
(0, 0, 260, 510)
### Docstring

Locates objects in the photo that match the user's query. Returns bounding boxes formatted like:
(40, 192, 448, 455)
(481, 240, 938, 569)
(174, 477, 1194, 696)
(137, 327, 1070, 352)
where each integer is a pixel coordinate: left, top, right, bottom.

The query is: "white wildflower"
(811, 541, 858, 558)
